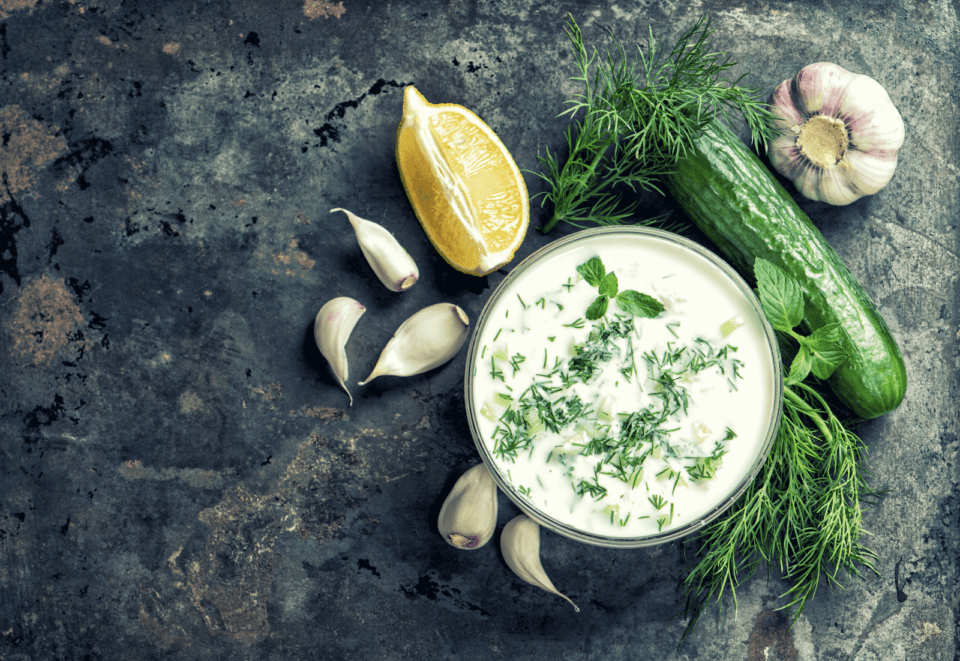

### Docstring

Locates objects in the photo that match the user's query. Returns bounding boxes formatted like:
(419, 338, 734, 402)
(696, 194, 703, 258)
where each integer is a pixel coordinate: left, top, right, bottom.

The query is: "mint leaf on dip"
(616, 290, 665, 318)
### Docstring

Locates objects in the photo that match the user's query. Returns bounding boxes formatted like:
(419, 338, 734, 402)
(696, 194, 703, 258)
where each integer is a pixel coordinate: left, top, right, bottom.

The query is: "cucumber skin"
(665, 120, 906, 419)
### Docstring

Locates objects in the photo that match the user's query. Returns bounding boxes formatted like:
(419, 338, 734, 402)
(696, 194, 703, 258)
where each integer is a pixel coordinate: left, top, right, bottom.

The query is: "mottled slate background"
(1, 0, 957, 659)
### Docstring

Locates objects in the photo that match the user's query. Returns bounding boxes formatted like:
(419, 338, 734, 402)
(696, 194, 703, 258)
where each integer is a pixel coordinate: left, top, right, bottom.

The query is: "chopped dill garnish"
(490, 355, 504, 382)
(509, 353, 526, 376)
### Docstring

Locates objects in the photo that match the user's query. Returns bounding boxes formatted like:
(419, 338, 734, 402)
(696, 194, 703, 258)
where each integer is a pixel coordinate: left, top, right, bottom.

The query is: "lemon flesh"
(396, 86, 529, 276)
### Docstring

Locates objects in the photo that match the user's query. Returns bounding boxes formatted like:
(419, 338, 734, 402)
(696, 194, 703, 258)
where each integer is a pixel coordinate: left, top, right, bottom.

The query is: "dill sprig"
(677, 380, 883, 643)
(535, 14, 778, 233)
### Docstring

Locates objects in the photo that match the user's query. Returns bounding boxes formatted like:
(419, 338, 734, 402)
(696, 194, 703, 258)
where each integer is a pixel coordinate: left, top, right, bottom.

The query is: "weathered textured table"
(1, 1, 957, 659)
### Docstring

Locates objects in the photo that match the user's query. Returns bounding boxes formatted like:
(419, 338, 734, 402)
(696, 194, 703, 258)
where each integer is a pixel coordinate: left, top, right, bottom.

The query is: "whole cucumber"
(664, 120, 906, 419)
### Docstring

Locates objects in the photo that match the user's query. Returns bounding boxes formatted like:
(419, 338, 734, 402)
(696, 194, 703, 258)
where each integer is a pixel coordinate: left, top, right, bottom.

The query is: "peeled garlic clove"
(358, 303, 469, 385)
(437, 463, 498, 550)
(334, 208, 418, 292)
(767, 62, 904, 206)
(500, 514, 579, 612)
(314, 297, 366, 405)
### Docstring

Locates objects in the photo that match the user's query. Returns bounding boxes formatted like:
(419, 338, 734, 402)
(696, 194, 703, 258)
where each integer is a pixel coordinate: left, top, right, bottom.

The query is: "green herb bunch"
(535, 14, 778, 233)
(677, 259, 882, 643)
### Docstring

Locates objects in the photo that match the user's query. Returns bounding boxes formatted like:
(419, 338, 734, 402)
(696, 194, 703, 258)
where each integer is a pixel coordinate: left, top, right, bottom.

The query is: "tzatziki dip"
(466, 228, 781, 544)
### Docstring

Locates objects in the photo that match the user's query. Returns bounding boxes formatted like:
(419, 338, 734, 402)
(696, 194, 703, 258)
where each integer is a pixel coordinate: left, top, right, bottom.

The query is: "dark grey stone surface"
(1, 0, 957, 659)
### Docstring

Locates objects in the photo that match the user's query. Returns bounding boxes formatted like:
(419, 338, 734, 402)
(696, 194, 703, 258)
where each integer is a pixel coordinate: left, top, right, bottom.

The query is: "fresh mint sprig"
(576, 257, 665, 321)
(754, 258, 846, 385)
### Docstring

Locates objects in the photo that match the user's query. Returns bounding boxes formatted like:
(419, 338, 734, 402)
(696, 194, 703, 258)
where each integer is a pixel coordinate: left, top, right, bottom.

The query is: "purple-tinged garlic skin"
(314, 297, 366, 405)
(768, 62, 904, 206)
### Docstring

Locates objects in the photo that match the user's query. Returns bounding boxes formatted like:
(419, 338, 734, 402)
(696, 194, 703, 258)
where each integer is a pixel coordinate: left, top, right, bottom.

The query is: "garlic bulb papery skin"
(358, 303, 469, 385)
(314, 297, 366, 405)
(333, 208, 419, 291)
(500, 515, 579, 612)
(437, 463, 498, 550)
(768, 62, 905, 206)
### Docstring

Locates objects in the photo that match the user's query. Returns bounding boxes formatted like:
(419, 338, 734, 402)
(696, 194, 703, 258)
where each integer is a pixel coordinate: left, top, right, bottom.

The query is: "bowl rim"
(463, 226, 784, 548)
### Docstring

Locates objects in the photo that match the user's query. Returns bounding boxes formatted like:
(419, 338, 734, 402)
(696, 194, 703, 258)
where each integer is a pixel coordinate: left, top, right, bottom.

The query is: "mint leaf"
(616, 290, 664, 318)
(804, 324, 847, 380)
(586, 295, 609, 320)
(755, 258, 804, 332)
(598, 272, 619, 298)
(577, 257, 606, 287)
(786, 344, 813, 385)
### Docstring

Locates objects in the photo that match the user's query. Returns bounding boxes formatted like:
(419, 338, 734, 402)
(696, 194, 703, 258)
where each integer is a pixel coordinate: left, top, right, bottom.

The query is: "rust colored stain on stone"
(250, 381, 283, 401)
(162, 42, 180, 55)
(0, 105, 69, 202)
(178, 390, 204, 413)
(138, 430, 370, 645)
(747, 609, 799, 661)
(257, 236, 315, 277)
(187, 485, 279, 640)
(302, 405, 345, 421)
(0, 0, 38, 20)
(119, 459, 230, 490)
(303, 0, 345, 20)
(7, 273, 87, 367)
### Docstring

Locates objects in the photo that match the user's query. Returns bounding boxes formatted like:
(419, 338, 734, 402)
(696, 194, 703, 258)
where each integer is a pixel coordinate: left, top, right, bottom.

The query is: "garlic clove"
(836, 76, 905, 153)
(767, 134, 807, 181)
(500, 514, 579, 612)
(333, 208, 419, 292)
(796, 62, 856, 117)
(358, 303, 470, 385)
(437, 463, 498, 550)
(768, 82, 805, 134)
(845, 149, 901, 196)
(815, 163, 864, 206)
(797, 163, 856, 205)
(314, 297, 366, 405)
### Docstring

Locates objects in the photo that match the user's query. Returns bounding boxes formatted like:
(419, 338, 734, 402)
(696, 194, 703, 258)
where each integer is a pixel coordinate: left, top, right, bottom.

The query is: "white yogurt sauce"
(470, 233, 778, 538)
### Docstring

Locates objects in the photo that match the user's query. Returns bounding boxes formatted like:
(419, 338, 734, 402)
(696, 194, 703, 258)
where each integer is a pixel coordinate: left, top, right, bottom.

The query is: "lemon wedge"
(396, 86, 529, 276)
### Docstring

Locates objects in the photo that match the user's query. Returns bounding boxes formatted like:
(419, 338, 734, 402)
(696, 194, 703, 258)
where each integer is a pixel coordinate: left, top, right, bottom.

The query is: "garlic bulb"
(437, 463, 498, 550)
(768, 62, 904, 206)
(358, 303, 469, 385)
(314, 297, 366, 405)
(334, 208, 419, 291)
(500, 514, 579, 612)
